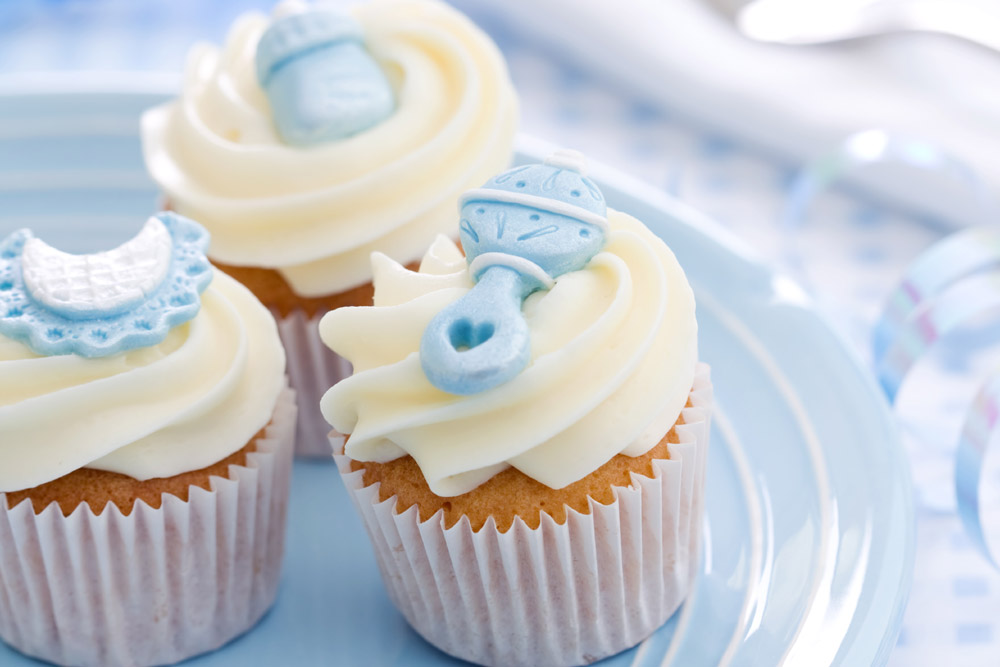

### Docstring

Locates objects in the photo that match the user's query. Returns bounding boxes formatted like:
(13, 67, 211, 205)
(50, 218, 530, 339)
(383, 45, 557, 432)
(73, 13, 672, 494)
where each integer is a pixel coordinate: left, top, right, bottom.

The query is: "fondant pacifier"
(420, 150, 609, 395)
(0, 212, 212, 358)
(255, 0, 396, 146)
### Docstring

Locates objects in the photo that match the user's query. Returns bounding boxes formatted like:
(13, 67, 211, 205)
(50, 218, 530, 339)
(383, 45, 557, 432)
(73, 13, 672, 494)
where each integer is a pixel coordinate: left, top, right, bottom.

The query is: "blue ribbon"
(782, 130, 1000, 568)
(956, 374, 1000, 568)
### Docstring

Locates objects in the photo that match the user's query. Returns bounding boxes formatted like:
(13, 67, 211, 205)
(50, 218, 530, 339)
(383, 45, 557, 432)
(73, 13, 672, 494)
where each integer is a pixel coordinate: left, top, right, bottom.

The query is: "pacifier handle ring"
(468, 253, 554, 290)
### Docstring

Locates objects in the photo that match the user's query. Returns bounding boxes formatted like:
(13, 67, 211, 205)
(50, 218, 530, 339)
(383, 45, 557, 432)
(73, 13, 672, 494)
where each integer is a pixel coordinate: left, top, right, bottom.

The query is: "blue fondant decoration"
(0, 212, 212, 359)
(255, 8, 396, 146)
(420, 150, 609, 395)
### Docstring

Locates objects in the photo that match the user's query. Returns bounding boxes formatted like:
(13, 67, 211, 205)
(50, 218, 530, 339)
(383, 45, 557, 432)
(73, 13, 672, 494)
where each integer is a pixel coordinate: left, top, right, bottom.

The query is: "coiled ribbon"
(782, 129, 1000, 567)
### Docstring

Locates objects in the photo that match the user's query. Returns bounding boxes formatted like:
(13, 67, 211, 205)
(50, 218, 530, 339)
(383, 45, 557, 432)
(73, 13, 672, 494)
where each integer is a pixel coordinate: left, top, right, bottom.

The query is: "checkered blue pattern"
(2, 2, 998, 664)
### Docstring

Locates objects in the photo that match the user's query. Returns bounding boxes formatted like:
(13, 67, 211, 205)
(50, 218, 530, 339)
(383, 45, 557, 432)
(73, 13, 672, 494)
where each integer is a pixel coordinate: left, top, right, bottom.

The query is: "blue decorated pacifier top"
(420, 150, 610, 395)
(256, 1, 396, 146)
(0, 212, 212, 358)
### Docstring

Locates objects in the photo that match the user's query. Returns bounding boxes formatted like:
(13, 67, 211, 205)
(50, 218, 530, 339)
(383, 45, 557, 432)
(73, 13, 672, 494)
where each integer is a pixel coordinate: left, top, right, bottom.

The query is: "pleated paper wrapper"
(335, 364, 712, 667)
(0, 387, 297, 667)
(276, 310, 349, 458)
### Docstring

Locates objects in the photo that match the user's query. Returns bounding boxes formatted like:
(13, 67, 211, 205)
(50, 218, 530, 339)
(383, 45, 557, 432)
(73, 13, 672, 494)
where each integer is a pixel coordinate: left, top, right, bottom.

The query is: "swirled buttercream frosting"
(320, 209, 699, 496)
(0, 240, 286, 492)
(141, 0, 518, 297)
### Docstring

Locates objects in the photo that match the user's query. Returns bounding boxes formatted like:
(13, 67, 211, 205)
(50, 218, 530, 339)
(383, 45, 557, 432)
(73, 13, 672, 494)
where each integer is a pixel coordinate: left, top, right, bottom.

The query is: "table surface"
(2, 2, 998, 665)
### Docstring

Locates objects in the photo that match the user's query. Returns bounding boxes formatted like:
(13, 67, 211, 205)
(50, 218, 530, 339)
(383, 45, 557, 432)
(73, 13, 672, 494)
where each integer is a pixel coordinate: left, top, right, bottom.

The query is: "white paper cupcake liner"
(335, 364, 712, 667)
(0, 387, 297, 667)
(276, 310, 350, 458)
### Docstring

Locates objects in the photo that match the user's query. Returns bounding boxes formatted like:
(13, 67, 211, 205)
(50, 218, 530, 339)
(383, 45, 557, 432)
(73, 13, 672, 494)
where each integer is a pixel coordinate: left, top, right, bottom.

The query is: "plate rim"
(516, 134, 915, 665)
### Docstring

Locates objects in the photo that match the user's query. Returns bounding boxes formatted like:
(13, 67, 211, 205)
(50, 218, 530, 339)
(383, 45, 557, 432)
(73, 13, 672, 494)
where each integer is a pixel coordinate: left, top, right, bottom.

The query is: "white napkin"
(451, 0, 1000, 226)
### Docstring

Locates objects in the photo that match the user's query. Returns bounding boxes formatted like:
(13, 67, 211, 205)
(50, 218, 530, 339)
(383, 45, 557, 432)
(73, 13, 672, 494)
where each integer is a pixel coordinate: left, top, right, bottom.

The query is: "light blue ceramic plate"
(0, 87, 914, 667)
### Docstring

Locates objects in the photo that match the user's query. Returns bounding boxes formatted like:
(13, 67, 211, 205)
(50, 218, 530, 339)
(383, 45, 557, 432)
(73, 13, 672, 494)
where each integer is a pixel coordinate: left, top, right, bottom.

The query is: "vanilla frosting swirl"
(141, 0, 518, 297)
(320, 210, 699, 496)
(0, 270, 286, 492)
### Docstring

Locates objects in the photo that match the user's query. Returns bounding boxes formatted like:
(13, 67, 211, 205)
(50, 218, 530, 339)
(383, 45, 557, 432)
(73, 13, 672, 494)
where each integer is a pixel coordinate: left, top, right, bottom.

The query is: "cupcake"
(320, 151, 711, 666)
(0, 213, 294, 666)
(141, 0, 519, 457)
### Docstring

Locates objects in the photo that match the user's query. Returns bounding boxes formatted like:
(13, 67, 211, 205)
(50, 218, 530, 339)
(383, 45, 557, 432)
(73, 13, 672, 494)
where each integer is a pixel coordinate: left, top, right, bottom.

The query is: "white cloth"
(450, 0, 1000, 226)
